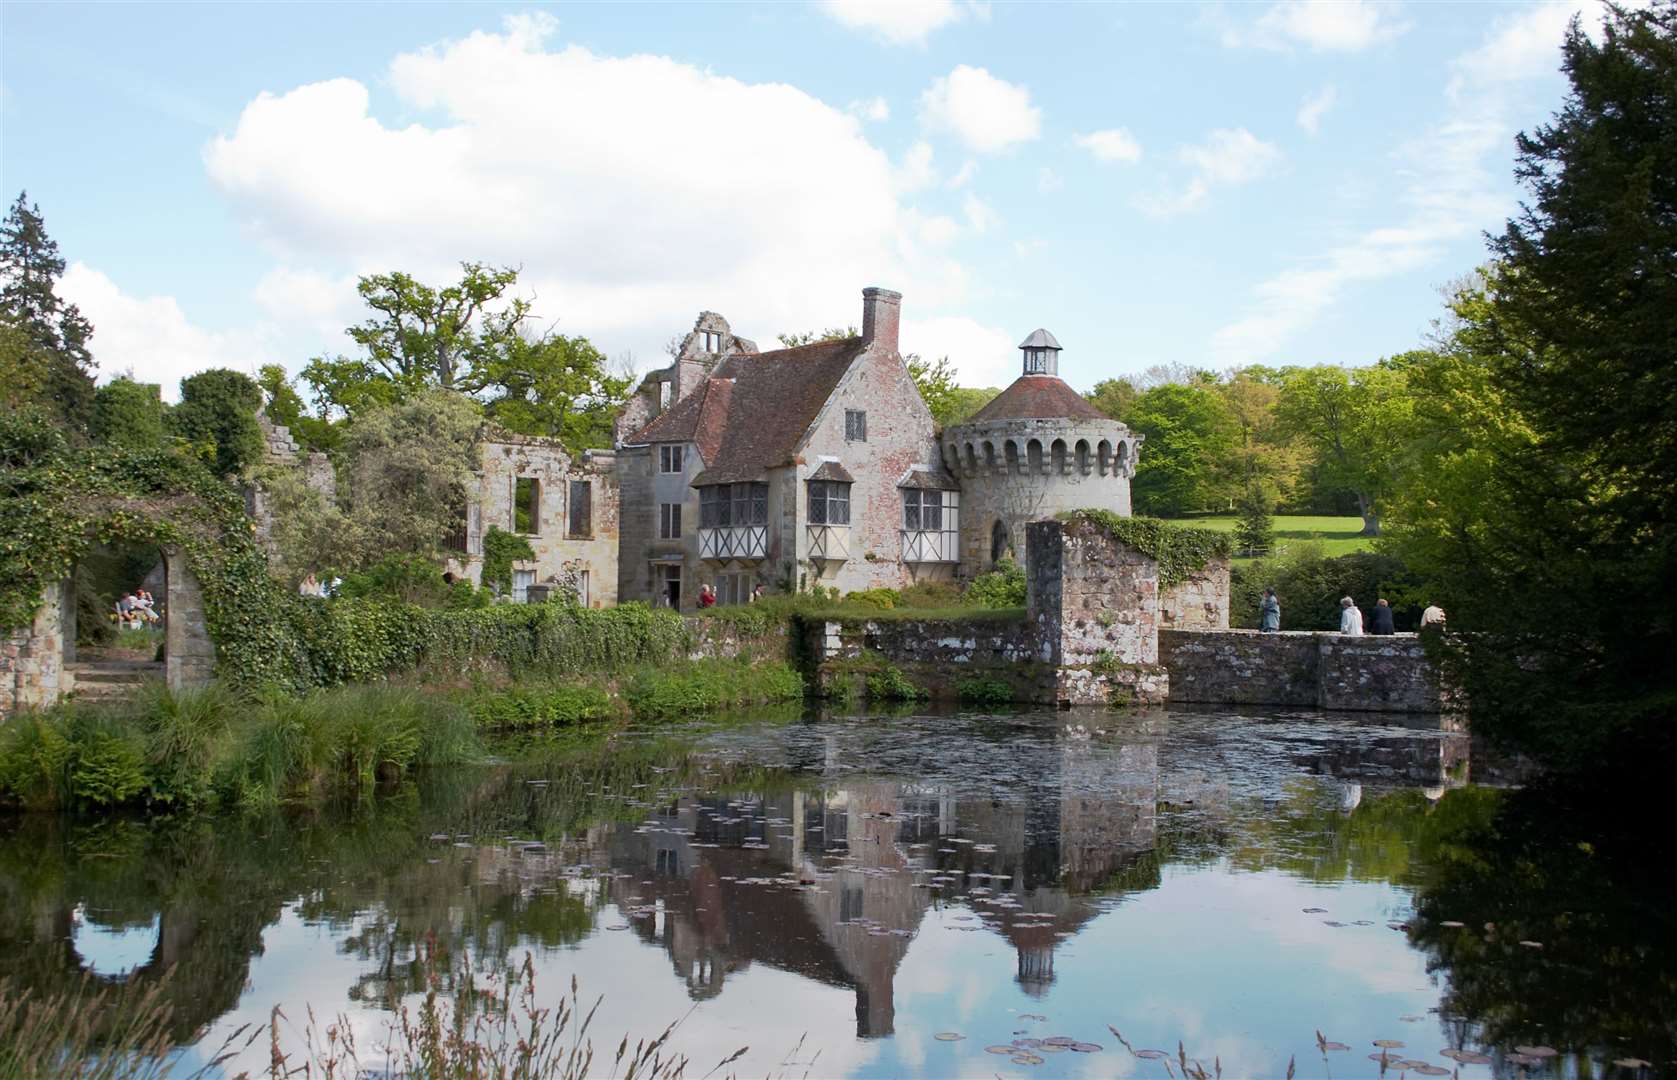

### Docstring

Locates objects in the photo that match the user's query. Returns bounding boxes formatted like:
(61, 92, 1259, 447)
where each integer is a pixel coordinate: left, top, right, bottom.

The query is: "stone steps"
(67, 662, 163, 703)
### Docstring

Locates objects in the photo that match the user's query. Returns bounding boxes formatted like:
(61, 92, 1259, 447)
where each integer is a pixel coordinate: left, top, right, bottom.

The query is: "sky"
(0, 1, 1600, 401)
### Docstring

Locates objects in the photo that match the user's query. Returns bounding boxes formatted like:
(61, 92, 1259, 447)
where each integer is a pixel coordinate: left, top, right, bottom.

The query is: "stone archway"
(1, 548, 215, 716)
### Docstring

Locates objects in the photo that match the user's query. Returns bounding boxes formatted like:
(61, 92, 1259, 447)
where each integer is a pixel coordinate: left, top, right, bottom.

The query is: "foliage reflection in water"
(0, 707, 1669, 1077)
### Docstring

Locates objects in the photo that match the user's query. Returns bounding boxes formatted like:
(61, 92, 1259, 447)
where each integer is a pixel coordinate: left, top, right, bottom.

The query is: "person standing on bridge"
(1260, 588, 1281, 633)
(1369, 598, 1396, 635)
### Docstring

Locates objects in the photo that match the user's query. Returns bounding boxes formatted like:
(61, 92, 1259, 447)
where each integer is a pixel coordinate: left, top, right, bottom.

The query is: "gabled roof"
(686, 337, 871, 485)
(624, 376, 734, 464)
(966, 374, 1107, 423)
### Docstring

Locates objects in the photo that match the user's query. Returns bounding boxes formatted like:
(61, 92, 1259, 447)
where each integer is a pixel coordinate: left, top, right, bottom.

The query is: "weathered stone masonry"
(1159, 629, 1443, 713)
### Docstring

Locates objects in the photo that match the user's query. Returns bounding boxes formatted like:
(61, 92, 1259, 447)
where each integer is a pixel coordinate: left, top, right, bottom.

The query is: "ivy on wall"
(1, 411, 702, 693)
(1059, 510, 1232, 588)
(480, 525, 534, 597)
(0, 410, 310, 688)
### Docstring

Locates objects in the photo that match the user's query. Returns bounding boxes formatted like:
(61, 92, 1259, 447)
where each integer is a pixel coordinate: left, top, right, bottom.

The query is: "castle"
(272, 285, 1142, 611)
(452, 284, 1142, 610)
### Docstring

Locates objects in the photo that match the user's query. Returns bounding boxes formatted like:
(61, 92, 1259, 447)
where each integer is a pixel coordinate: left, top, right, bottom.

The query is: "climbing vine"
(1060, 509, 1232, 588)
(480, 525, 535, 597)
(0, 409, 310, 688)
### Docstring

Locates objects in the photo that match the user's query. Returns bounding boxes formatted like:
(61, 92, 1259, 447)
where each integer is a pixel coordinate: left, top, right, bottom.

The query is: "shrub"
(865, 664, 928, 702)
(964, 558, 1026, 608)
(624, 659, 804, 719)
(1231, 546, 1425, 630)
(470, 685, 615, 731)
(845, 588, 900, 610)
(956, 677, 1014, 707)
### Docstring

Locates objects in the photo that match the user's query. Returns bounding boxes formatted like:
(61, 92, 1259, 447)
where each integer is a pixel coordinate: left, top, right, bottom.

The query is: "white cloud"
(1210, 1, 1586, 363)
(962, 193, 999, 234)
(1180, 127, 1282, 184)
(252, 267, 362, 348)
(60, 263, 273, 401)
(819, 0, 968, 45)
(914, 214, 962, 247)
(945, 159, 978, 189)
(901, 314, 1016, 386)
(1036, 166, 1064, 193)
(1296, 84, 1338, 135)
(1137, 128, 1281, 217)
(1217, 0, 1410, 52)
(1074, 128, 1143, 164)
(204, 14, 974, 367)
(919, 65, 1041, 154)
(848, 95, 890, 122)
(896, 140, 939, 191)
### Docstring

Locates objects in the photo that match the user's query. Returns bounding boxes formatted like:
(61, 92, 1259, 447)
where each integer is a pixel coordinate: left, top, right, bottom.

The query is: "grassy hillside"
(1166, 515, 1375, 560)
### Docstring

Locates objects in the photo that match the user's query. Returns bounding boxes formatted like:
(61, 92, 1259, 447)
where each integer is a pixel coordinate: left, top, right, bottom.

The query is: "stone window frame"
(659, 502, 683, 539)
(513, 477, 541, 535)
(567, 479, 592, 538)
(807, 480, 851, 526)
(844, 409, 867, 442)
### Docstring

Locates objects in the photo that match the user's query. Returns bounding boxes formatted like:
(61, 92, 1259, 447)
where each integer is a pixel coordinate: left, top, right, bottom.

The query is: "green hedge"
(281, 599, 692, 689)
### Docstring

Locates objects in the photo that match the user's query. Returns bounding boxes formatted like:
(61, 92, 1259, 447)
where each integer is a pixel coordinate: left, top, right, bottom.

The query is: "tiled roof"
(688, 337, 870, 485)
(897, 466, 959, 491)
(624, 376, 733, 465)
(966, 374, 1106, 423)
(808, 460, 855, 483)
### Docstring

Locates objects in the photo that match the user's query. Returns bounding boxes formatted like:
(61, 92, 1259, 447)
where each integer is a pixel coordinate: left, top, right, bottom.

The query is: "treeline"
(1081, 359, 1406, 532)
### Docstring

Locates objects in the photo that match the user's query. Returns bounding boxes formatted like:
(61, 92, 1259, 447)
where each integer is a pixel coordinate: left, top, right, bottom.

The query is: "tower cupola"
(1019, 328, 1061, 376)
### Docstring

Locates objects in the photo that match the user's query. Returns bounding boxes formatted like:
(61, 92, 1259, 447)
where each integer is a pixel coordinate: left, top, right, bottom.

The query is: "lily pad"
(1069, 1042, 1102, 1053)
(1303, 907, 1328, 913)
(1613, 1058, 1652, 1069)
(1414, 1066, 1450, 1076)
(1320, 1042, 1350, 1052)
(1441, 920, 1466, 928)
(1136, 1049, 1169, 1059)
(1011, 1053, 1044, 1066)
(984, 1046, 1015, 1055)
(934, 1032, 964, 1042)
(1374, 1039, 1406, 1048)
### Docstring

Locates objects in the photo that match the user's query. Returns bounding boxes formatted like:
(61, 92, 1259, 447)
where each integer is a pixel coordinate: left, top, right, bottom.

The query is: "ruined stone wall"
(943, 417, 1137, 578)
(1158, 558, 1230, 630)
(615, 446, 657, 604)
(1159, 629, 1442, 713)
(163, 549, 216, 691)
(1, 581, 71, 718)
(803, 616, 1051, 704)
(796, 344, 944, 594)
(449, 436, 619, 607)
(1026, 518, 1167, 706)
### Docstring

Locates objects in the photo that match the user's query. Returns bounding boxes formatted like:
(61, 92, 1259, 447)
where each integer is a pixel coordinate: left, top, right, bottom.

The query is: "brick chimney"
(860, 286, 901, 353)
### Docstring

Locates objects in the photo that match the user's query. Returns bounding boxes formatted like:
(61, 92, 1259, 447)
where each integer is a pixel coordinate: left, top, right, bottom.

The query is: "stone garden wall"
(1159, 629, 1442, 713)
(803, 616, 1049, 704)
(1158, 557, 1230, 630)
(1, 580, 70, 716)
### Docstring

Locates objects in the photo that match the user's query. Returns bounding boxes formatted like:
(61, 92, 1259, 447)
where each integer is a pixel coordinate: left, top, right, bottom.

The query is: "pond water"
(1, 706, 1670, 1078)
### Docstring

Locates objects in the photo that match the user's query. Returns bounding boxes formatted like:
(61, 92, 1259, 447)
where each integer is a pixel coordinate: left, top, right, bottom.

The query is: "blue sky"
(1, 1, 1591, 400)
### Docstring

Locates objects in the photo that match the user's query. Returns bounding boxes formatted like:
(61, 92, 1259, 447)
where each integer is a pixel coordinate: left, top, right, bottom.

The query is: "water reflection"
(0, 708, 1670, 1076)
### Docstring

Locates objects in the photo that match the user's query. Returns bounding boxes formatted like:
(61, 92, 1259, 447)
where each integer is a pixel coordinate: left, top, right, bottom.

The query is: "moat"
(1, 706, 1669, 1077)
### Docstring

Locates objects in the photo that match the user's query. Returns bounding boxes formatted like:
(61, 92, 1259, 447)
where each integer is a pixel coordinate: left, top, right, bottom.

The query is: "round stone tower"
(942, 330, 1141, 576)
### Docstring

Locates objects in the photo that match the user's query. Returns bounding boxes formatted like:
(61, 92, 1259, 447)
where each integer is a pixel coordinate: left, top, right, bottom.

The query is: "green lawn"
(1166, 514, 1375, 560)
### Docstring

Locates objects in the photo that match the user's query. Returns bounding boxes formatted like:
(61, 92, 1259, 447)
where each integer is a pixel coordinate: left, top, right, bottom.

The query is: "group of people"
(114, 589, 160, 629)
(1257, 588, 1445, 636)
(694, 583, 766, 608)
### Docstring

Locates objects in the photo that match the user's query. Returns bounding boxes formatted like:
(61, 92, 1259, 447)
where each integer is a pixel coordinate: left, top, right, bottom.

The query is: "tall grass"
(0, 950, 738, 1079)
(623, 658, 805, 719)
(0, 683, 483, 814)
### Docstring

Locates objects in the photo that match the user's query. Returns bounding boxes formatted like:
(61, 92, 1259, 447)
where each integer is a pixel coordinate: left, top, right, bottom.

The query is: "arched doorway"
(990, 519, 1013, 565)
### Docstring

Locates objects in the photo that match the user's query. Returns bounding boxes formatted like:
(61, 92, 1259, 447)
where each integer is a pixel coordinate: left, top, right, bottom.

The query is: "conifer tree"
(0, 192, 97, 430)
